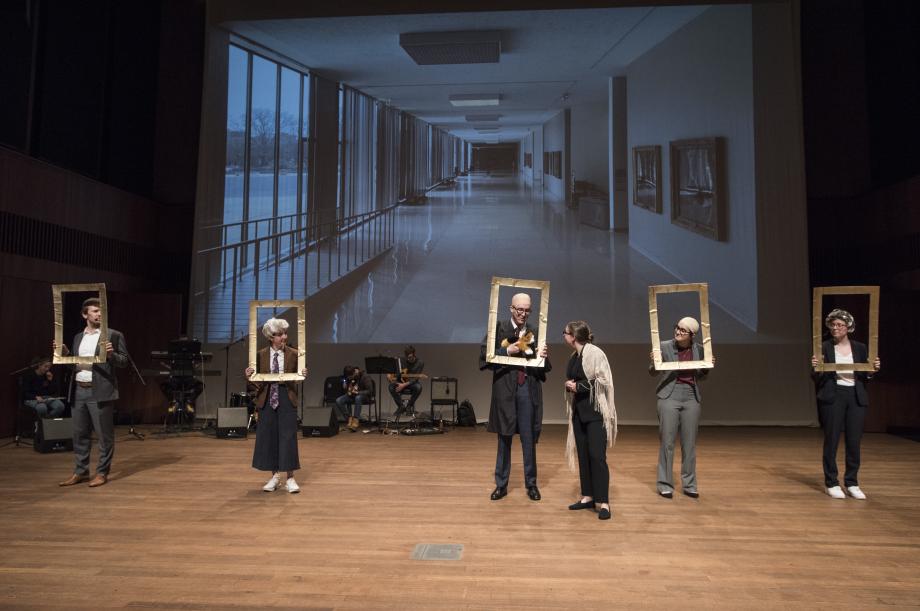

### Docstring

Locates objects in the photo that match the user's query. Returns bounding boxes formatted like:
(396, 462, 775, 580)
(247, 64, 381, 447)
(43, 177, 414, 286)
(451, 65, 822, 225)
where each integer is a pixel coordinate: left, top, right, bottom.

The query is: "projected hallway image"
(307, 173, 767, 345)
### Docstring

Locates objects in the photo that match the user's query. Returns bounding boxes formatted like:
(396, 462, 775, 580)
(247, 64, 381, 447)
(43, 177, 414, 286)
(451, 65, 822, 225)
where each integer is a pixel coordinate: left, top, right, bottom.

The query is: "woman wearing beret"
(811, 308, 880, 500)
(245, 317, 308, 494)
(649, 317, 713, 499)
(563, 320, 617, 520)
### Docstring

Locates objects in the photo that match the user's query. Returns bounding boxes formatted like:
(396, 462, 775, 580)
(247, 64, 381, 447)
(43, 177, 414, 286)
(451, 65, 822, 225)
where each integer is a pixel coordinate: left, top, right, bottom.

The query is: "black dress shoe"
(659, 490, 673, 498)
(527, 486, 541, 501)
(568, 500, 596, 510)
(490, 486, 507, 501)
(683, 489, 700, 499)
(598, 507, 611, 520)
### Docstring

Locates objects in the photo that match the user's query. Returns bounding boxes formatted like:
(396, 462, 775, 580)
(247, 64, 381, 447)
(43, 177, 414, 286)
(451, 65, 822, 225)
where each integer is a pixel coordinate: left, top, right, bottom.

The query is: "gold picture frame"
(248, 300, 306, 382)
(812, 286, 879, 372)
(648, 282, 714, 370)
(633, 145, 662, 213)
(486, 276, 550, 368)
(52, 283, 108, 364)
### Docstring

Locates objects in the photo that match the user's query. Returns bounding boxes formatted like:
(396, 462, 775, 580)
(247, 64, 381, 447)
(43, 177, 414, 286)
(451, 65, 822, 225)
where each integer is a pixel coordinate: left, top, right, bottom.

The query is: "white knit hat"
(677, 316, 700, 335)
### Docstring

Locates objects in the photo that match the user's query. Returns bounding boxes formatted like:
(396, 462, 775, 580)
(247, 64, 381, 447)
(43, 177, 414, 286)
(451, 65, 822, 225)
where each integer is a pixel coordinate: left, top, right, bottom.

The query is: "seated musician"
(336, 365, 374, 431)
(23, 357, 66, 418)
(388, 345, 425, 416)
(156, 336, 204, 415)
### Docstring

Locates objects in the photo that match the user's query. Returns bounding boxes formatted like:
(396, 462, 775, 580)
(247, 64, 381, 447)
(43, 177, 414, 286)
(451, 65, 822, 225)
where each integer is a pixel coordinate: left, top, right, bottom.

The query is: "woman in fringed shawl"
(563, 321, 617, 520)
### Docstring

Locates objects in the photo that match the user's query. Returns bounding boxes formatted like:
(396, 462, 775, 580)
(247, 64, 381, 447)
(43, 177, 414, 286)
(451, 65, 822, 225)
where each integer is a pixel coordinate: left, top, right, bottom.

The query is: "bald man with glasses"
(479, 293, 550, 502)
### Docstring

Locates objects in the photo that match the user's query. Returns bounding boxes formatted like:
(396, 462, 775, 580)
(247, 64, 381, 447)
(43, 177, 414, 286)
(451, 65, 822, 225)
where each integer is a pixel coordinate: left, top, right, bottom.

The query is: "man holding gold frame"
(53, 286, 129, 488)
(479, 277, 551, 502)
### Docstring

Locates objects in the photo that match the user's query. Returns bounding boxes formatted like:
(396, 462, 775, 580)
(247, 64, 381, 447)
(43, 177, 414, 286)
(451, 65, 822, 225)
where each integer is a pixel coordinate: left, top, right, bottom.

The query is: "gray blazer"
(70, 328, 129, 402)
(649, 339, 709, 400)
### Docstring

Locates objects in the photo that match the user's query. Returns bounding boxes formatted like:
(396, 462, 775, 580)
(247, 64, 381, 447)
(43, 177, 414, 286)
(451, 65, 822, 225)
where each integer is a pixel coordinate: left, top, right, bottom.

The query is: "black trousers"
(494, 381, 537, 488)
(252, 389, 300, 473)
(572, 408, 609, 503)
(388, 381, 422, 408)
(818, 386, 866, 488)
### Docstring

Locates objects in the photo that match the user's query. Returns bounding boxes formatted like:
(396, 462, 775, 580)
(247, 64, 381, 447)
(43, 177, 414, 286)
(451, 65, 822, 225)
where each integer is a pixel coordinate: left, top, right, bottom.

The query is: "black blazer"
(814, 339, 872, 406)
(479, 319, 551, 438)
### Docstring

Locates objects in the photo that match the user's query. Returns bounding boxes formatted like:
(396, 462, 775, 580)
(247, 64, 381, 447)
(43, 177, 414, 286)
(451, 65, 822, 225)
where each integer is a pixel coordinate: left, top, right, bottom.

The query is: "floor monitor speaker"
(302, 406, 338, 437)
(34, 417, 73, 453)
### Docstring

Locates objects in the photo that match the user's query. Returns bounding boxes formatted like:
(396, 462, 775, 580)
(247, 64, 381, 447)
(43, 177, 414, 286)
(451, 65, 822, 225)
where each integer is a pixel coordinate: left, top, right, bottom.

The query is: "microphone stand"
(123, 349, 146, 440)
(220, 335, 249, 411)
(5, 362, 38, 448)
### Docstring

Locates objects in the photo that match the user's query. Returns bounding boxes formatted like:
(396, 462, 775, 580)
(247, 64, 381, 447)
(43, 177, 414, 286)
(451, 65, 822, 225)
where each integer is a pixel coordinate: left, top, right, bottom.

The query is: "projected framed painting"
(669, 137, 725, 241)
(812, 286, 879, 373)
(485, 276, 550, 368)
(633, 145, 662, 213)
(52, 283, 108, 364)
(648, 282, 714, 371)
(248, 299, 306, 382)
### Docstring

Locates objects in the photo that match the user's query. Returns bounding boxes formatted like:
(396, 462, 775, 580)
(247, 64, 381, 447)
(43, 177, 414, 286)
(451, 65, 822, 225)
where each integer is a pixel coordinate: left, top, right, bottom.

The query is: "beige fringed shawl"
(564, 342, 617, 473)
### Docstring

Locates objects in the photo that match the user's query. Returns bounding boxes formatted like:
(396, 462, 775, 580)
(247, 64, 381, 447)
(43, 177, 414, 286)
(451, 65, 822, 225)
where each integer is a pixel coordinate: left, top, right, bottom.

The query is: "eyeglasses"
(828, 323, 848, 330)
(562, 331, 572, 336)
(510, 306, 532, 315)
(271, 331, 287, 337)
(674, 327, 692, 336)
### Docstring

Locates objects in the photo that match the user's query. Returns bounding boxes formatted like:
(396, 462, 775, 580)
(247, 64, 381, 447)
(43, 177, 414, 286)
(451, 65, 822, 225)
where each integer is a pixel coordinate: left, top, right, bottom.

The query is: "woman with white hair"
(811, 308, 881, 500)
(563, 320, 616, 521)
(649, 316, 713, 499)
(245, 317, 308, 493)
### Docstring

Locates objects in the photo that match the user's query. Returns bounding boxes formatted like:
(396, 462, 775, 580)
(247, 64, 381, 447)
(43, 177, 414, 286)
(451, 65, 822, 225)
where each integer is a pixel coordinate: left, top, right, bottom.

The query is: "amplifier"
(217, 406, 248, 438)
(301, 406, 338, 437)
(34, 417, 73, 453)
(431, 377, 457, 401)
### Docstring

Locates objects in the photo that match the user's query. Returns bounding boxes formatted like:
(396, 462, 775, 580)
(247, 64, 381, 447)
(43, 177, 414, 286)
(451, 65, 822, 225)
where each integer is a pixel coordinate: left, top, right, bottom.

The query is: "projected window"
(223, 45, 311, 248)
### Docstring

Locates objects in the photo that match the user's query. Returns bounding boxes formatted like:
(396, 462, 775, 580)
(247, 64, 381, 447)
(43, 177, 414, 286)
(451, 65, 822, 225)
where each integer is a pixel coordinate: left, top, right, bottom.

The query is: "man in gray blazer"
(57, 298, 129, 488)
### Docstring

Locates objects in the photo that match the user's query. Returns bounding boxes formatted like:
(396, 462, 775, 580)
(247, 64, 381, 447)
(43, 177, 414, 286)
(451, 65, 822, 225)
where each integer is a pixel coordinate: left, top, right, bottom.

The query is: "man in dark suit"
(479, 293, 550, 502)
(57, 298, 129, 488)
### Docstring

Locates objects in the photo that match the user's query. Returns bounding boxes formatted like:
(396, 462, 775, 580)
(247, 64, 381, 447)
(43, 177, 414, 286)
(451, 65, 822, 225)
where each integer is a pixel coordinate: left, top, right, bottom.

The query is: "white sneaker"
(262, 474, 281, 492)
(285, 477, 300, 494)
(826, 485, 846, 499)
(846, 486, 867, 500)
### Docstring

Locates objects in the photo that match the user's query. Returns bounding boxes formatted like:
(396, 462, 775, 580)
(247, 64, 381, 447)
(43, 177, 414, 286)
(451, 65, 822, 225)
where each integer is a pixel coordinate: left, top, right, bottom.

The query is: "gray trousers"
(72, 386, 115, 476)
(656, 383, 701, 493)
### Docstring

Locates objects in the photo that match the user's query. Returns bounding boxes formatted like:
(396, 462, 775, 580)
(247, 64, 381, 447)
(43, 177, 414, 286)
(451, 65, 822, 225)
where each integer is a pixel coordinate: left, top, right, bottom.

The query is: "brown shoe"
(88, 473, 108, 487)
(59, 473, 90, 487)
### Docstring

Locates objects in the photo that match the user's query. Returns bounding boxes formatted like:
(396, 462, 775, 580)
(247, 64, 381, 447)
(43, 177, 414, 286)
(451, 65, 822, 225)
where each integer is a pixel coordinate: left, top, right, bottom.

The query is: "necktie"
(517, 327, 526, 385)
(270, 351, 279, 410)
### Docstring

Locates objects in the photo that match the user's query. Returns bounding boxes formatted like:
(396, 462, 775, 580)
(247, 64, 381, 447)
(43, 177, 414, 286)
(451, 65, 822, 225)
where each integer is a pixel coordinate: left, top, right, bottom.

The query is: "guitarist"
(336, 365, 374, 431)
(387, 345, 426, 416)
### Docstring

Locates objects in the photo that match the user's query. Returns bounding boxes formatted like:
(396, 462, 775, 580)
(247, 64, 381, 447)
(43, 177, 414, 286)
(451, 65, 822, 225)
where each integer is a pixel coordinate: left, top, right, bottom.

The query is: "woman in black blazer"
(811, 309, 880, 500)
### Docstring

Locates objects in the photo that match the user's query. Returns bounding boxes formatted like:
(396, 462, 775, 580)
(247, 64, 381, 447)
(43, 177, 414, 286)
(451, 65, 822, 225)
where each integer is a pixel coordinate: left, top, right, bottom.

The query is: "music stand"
(365, 356, 399, 424)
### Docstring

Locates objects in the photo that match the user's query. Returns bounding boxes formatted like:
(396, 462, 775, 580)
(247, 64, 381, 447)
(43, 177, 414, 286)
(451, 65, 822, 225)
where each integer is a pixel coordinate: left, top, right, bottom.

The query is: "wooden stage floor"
(2, 425, 919, 610)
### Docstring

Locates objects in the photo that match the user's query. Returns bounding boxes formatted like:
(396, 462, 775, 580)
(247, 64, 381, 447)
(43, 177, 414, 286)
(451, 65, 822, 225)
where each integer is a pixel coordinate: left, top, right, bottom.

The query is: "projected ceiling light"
(474, 127, 500, 133)
(449, 94, 501, 107)
(399, 30, 501, 65)
(465, 113, 502, 122)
